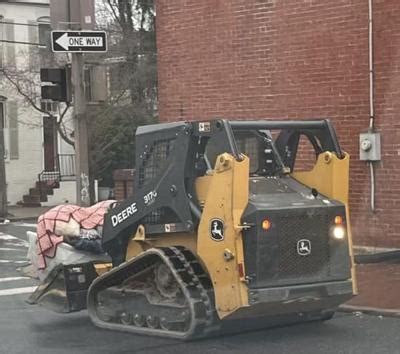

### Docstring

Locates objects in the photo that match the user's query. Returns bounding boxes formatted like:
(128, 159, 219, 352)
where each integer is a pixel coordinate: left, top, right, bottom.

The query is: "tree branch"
(1, 68, 75, 147)
(107, 0, 123, 28)
(56, 104, 75, 147)
(1, 68, 47, 115)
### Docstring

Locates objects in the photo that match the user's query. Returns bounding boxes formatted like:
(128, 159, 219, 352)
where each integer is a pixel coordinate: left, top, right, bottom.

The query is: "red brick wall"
(113, 169, 134, 201)
(156, 0, 400, 247)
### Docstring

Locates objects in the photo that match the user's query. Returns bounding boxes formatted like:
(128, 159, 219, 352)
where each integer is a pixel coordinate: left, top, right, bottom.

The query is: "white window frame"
(0, 15, 4, 69)
(0, 98, 8, 161)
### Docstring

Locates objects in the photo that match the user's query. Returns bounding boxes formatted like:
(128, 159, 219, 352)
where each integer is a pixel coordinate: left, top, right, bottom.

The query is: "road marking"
(4, 242, 28, 248)
(0, 260, 28, 264)
(0, 232, 29, 247)
(17, 223, 37, 228)
(0, 277, 30, 283)
(0, 234, 18, 240)
(0, 286, 36, 296)
(0, 248, 25, 251)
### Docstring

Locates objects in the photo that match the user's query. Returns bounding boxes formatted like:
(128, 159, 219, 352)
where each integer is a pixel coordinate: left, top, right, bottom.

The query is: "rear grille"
(276, 214, 330, 282)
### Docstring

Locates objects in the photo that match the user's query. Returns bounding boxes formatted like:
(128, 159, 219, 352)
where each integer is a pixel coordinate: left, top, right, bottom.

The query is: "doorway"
(43, 116, 57, 171)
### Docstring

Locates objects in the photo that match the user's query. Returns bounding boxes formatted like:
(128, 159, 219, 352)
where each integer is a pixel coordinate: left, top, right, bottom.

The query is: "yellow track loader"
(30, 119, 356, 339)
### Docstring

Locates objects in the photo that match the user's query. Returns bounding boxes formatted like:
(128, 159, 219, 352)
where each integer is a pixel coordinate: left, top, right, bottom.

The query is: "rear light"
(334, 215, 343, 225)
(331, 215, 346, 240)
(238, 263, 245, 278)
(262, 219, 272, 231)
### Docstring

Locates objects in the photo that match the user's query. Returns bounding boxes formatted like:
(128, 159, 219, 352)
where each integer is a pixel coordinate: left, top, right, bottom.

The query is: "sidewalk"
(342, 262, 400, 316)
(4, 205, 54, 222)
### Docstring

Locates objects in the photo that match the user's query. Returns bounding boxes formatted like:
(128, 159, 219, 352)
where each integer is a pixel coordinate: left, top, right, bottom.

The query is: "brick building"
(156, 1, 400, 248)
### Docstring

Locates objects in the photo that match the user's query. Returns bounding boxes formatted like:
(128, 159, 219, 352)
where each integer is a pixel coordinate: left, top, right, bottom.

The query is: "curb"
(354, 251, 400, 264)
(339, 304, 400, 318)
(2, 216, 39, 223)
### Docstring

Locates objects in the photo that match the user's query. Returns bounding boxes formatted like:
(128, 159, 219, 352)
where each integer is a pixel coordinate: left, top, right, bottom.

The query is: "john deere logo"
(297, 239, 311, 256)
(210, 219, 224, 241)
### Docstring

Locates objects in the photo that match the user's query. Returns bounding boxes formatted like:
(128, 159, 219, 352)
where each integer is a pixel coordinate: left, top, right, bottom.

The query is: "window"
(28, 17, 52, 68)
(38, 22, 51, 48)
(0, 16, 3, 68)
(37, 17, 53, 67)
(8, 101, 18, 160)
(0, 98, 6, 160)
(3, 19, 15, 67)
(0, 101, 4, 131)
(27, 20, 38, 68)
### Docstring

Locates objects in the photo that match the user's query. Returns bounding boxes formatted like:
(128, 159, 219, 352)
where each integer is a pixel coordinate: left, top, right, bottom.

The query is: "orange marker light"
(334, 216, 343, 225)
(238, 263, 245, 278)
(262, 219, 272, 231)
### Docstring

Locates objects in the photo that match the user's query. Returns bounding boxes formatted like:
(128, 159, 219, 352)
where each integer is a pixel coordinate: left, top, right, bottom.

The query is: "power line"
(0, 21, 41, 27)
(0, 39, 43, 46)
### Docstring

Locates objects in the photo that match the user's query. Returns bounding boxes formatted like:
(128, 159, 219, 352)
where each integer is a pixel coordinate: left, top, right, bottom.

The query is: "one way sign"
(51, 31, 107, 53)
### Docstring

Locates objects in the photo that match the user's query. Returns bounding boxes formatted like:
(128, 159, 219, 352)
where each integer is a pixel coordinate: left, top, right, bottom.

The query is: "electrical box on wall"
(359, 132, 381, 161)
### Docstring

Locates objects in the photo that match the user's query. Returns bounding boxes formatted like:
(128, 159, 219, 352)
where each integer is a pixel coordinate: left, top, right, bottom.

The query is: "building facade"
(0, 0, 75, 206)
(156, 1, 400, 248)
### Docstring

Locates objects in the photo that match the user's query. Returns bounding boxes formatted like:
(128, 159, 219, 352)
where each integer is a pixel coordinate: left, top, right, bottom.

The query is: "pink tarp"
(36, 200, 115, 269)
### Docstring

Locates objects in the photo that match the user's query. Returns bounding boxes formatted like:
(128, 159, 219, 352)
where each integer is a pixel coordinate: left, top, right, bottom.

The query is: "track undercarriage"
(87, 247, 218, 339)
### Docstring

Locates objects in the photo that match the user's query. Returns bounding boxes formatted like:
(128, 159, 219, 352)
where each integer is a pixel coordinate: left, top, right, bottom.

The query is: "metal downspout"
(368, 0, 376, 212)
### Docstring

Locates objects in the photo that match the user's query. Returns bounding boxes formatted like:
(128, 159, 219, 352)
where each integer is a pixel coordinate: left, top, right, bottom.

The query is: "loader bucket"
(27, 262, 98, 313)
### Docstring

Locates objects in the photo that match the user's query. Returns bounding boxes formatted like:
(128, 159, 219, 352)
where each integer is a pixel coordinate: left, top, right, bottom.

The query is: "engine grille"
(276, 214, 330, 282)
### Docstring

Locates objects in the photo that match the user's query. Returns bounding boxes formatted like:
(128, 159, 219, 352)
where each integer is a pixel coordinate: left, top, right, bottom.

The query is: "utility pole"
(0, 129, 7, 218)
(68, 0, 90, 206)
(71, 52, 90, 206)
(50, 0, 94, 206)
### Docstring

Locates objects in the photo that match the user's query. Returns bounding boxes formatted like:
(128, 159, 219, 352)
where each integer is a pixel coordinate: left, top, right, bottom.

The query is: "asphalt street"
(1, 222, 400, 354)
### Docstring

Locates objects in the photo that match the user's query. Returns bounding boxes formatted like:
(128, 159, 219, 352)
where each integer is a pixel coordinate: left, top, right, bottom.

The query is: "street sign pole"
(71, 53, 90, 206)
(50, 0, 98, 207)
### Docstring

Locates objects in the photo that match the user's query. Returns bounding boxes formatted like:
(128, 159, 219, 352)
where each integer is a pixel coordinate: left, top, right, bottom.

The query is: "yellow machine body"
(125, 151, 356, 320)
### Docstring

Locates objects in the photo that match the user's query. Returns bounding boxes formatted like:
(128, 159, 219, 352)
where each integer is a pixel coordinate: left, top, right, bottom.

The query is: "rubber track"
(87, 246, 217, 340)
(170, 246, 219, 333)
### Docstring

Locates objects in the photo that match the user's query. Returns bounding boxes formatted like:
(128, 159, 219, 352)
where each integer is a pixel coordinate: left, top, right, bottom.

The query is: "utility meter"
(359, 132, 381, 161)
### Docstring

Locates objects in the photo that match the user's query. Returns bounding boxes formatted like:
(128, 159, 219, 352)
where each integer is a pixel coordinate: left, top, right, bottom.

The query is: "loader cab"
(198, 119, 343, 181)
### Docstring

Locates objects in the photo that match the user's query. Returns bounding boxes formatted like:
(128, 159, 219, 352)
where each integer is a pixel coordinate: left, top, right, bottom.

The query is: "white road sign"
(51, 31, 107, 53)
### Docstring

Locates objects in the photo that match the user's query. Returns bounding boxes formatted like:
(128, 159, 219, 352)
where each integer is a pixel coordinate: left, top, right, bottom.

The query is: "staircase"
(19, 173, 60, 207)
(18, 154, 76, 207)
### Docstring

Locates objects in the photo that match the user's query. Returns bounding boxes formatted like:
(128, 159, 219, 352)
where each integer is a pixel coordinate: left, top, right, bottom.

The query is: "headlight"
(332, 225, 346, 240)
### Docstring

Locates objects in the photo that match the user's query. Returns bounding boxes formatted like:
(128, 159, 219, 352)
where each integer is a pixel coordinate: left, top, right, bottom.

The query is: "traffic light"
(40, 67, 71, 102)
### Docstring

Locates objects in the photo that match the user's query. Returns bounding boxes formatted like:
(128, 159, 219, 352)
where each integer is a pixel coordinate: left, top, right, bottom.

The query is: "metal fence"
(57, 154, 76, 178)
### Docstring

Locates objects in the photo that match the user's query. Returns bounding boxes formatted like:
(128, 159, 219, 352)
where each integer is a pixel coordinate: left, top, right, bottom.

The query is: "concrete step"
(36, 180, 59, 190)
(34, 184, 54, 196)
(21, 194, 41, 207)
(41, 181, 77, 206)
(28, 188, 47, 202)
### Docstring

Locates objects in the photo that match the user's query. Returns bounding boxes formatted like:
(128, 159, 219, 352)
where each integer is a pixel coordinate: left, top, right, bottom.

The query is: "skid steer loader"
(29, 119, 356, 339)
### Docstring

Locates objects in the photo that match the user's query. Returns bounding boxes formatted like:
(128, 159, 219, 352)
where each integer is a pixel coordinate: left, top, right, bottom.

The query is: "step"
(34, 184, 54, 195)
(36, 180, 60, 190)
(28, 188, 48, 202)
(29, 188, 41, 197)
(21, 195, 41, 207)
(23, 194, 41, 205)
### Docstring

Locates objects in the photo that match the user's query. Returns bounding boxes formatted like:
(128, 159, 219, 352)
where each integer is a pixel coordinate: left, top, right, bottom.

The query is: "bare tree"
(0, 66, 74, 147)
(87, 0, 157, 186)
